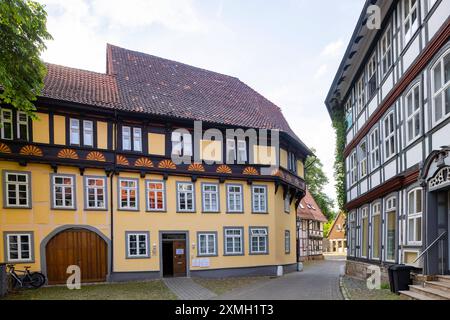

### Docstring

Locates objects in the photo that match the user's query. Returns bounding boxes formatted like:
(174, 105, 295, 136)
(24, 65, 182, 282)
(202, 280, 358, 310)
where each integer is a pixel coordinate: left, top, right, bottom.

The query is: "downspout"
(110, 110, 118, 279)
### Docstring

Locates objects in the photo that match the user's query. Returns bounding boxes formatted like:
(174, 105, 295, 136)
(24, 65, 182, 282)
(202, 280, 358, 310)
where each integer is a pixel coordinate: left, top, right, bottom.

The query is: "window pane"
(444, 53, 450, 84)
(434, 63, 442, 92)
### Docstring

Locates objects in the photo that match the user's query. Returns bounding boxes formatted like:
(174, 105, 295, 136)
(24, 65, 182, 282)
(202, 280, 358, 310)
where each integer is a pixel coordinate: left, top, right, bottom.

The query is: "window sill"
(3, 206, 32, 210)
(197, 254, 218, 258)
(84, 208, 108, 212)
(249, 252, 269, 256)
(224, 253, 245, 257)
(226, 211, 244, 214)
(125, 256, 151, 260)
(51, 207, 77, 211)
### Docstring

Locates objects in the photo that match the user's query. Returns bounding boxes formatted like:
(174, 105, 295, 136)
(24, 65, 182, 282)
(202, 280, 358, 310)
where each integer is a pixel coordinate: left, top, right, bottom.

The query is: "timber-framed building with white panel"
(325, 0, 449, 277)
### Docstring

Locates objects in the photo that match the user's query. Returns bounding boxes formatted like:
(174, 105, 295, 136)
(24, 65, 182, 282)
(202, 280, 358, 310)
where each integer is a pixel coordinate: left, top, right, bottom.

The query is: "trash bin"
(0, 263, 7, 298)
(389, 264, 415, 294)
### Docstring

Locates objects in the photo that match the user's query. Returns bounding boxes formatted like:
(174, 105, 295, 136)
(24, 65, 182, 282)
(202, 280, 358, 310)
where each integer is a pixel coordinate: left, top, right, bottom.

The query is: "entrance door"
(173, 241, 187, 277)
(46, 229, 107, 285)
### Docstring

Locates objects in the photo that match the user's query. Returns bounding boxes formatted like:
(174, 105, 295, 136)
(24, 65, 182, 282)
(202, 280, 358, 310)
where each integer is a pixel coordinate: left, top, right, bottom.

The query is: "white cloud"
(314, 64, 328, 79)
(320, 39, 344, 57)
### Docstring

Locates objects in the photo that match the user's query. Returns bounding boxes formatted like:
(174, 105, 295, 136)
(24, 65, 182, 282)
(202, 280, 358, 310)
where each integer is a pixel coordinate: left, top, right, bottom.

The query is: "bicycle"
(7, 264, 46, 289)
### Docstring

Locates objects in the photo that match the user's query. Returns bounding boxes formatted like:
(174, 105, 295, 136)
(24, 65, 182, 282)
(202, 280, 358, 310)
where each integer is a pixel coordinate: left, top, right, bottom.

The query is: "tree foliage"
(0, 0, 52, 118)
(304, 148, 335, 221)
(331, 107, 346, 212)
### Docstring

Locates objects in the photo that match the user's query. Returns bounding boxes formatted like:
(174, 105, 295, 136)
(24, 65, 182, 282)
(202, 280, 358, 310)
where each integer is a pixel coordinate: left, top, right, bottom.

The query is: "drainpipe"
(109, 110, 118, 279)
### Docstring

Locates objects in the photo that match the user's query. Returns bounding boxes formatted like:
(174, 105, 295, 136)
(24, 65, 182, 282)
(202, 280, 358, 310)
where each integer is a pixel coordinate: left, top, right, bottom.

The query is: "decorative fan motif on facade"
(57, 149, 79, 159)
(429, 167, 450, 190)
(243, 167, 259, 176)
(0, 143, 11, 154)
(188, 163, 205, 172)
(134, 157, 154, 168)
(158, 159, 176, 170)
(20, 145, 43, 157)
(116, 155, 129, 166)
(216, 165, 232, 174)
(86, 151, 106, 162)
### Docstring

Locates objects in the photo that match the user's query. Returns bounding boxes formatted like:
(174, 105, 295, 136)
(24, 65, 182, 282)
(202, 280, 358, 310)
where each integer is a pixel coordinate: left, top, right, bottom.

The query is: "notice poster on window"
(176, 248, 184, 255)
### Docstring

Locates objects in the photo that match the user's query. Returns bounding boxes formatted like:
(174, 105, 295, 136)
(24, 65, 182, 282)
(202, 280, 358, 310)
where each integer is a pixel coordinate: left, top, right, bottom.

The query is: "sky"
(37, 0, 366, 209)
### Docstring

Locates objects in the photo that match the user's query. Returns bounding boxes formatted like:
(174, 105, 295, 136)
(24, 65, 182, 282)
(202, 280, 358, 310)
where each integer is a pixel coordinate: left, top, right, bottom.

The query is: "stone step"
(425, 280, 450, 292)
(436, 275, 450, 285)
(399, 290, 435, 300)
(409, 285, 450, 300)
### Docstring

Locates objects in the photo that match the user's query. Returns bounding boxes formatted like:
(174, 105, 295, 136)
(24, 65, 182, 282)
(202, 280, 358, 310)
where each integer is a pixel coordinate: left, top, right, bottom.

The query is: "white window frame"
(371, 202, 382, 260)
(284, 196, 291, 213)
(183, 133, 193, 157)
(133, 127, 142, 152)
(70, 118, 80, 145)
(146, 181, 166, 212)
(4, 172, 30, 208)
(252, 185, 268, 213)
(431, 49, 450, 124)
(202, 183, 219, 213)
(237, 140, 247, 163)
(406, 84, 422, 143)
(6, 233, 33, 262)
(385, 196, 397, 262)
(369, 128, 380, 171)
(52, 175, 75, 209)
(356, 75, 365, 115)
(403, 0, 419, 45)
(250, 227, 268, 254)
(383, 111, 396, 161)
(227, 184, 243, 213)
(17, 111, 29, 141)
(285, 230, 291, 254)
(83, 120, 94, 147)
(358, 141, 368, 179)
(224, 228, 243, 255)
(177, 182, 195, 212)
(427, 0, 437, 13)
(367, 52, 377, 99)
(198, 233, 217, 256)
(85, 177, 106, 210)
(226, 139, 236, 163)
(361, 207, 369, 258)
(381, 26, 393, 76)
(349, 211, 356, 257)
(350, 151, 358, 186)
(119, 178, 138, 211)
(127, 233, 149, 258)
(0, 109, 13, 140)
(408, 188, 423, 245)
(122, 126, 132, 151)
(345, 98, 353, 129)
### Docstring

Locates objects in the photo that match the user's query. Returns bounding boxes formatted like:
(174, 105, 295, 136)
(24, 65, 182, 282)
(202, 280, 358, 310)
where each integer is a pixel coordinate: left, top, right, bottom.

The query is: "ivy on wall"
(331, 107, 346, 212)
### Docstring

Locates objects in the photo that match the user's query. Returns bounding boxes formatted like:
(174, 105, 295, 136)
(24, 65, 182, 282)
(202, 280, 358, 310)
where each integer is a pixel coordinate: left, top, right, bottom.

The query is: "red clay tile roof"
(297, 190, 328, 222)
(42, 63, 120, 109)
(39, 44, 310, 154)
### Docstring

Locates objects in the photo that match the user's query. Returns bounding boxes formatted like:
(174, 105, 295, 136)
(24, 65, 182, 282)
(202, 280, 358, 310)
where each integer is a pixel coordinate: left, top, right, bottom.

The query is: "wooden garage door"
(46, 229, 107, 285)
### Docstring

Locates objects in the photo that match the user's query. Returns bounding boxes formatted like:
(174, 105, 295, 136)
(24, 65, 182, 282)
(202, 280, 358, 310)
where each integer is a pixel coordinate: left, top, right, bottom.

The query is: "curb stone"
(339, 276, 351, 300)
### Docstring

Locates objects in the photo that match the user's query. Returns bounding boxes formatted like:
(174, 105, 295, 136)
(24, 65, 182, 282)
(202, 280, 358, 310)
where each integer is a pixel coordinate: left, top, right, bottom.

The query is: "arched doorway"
(44, 227, 108, 285)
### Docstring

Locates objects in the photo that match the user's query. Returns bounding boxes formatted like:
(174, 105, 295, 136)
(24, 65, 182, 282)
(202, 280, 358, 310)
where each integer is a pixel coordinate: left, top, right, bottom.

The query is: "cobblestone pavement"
(342, 276, 401, 300)
(163, 278, 217, 300)
(217, 259, 345, 300)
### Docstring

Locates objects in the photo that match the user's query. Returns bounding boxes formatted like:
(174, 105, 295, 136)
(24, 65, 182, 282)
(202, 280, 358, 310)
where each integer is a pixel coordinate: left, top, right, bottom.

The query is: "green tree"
(331, 107, 346, 211)
(0, 0, 52, 118)
(304, 148, 335, 220)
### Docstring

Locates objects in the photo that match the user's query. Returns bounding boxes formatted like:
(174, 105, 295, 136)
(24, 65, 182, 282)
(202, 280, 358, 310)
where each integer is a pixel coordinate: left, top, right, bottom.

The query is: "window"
(356, 75, 365, 114)
(126, 232, 149, 258)
(408, 189, 423, 244)
(52, 175, 75, 209)
(367, 53, 377, 98)
(202, 184, 219, 212)
(171, 132, 193, 157)
(237, 140, 247, 163)
(177, 182, 195, 212)
(427, 0, 437, 12)
(133, 128, 142, 152)
(70, 119, 80, 145)
(431, 50, 450, 123)
(224, 228, 243, 255)
(226, 139, 236, 163)
(345, 98, 353, 129)
(361, 208, 369, 258)
(371, 203, 381, 260)
(384, 112, 396, 160)
(369, 128, 380, 170)
(146, 181, 165, 212)
(350, 151, 358, 185)
(358, 141, 367, 178)
(198, 233, 217, 256)
(119, 178, 138, 210)
(0, 109, 13, 140)
(84, 177, 106, 210)
(403, 0, 418, 44)
(250, 228, 268, 254)
(406, 84, 421, 142)
(252, 185, 267, 213)
(5, 233, 33, 262)
(381, 27, 392, 76)
(386, 197, 397, 261)
(227, 184, 243, 213)
(17, 112, 29, 141)
(284, 196, 290, 213)
(4, 172, 30, 208)
(83, 120, 94, 147)
(285, 230, 290, 254)
(122, 126, 131, 151)
(288, 152, 297, 174)
(349, 212, 356, 257)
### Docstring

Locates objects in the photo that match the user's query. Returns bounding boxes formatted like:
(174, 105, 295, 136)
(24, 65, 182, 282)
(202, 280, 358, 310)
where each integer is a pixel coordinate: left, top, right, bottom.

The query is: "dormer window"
(171, 132, 192, 157)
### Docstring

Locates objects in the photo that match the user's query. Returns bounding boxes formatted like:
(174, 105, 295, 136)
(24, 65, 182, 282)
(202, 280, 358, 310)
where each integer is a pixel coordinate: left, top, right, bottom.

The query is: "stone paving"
(341, 276, 401, 300)
(163, 277, 217, 300)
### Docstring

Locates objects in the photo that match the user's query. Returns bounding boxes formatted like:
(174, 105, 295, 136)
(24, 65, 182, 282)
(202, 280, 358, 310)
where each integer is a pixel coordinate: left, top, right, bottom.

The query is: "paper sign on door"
(176, 249, 184, 255)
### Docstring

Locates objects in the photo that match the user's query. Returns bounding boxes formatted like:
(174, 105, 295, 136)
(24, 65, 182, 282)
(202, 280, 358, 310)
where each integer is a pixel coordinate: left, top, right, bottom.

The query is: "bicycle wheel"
(29, 272, 46, 288)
